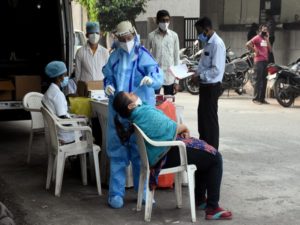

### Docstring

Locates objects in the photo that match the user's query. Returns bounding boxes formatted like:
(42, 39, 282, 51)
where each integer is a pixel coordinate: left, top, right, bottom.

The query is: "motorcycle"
(221, 50, 254, 95)
(182, 60, 200, 95)
(267, 59, 300, 107)
(180, 45, 254, 96)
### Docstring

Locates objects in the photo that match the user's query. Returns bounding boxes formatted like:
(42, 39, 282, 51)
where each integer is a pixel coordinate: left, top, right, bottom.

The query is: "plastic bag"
(69, 97, 92, 118)
(156, 100, 177, 188)
(157, 173, 174, 189)
(156, 100, 177, 122)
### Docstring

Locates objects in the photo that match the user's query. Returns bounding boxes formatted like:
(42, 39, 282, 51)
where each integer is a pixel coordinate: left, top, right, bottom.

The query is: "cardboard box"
(0, 80, 15, 101)
(13, 76, 41, 100)
(77, 80, 104, 97)
(87, 80, 103, 90)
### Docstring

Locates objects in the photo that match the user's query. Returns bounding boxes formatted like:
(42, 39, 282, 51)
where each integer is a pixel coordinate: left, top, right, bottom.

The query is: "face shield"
(115, 21, 140, 53)
(115, 21, 136, 37)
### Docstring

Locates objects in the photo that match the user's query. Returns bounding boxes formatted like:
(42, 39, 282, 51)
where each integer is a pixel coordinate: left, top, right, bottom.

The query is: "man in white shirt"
(147, 10, 180, 95)
(42, 61, 75, 144)
(75, 22, 109, 82)
(75, 22, 109, 157)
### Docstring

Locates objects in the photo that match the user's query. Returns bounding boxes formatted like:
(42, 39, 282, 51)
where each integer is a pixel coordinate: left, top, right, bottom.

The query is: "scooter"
(267, 59, 300, 107)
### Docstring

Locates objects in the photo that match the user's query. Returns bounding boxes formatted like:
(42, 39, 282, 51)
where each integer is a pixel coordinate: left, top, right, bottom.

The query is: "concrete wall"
(71, 2, 88, 32)
(136, 17, 185, 48)
(135, 0, 200, 49)
(136, 0, 200, 22)
(200, 0, 300, 65)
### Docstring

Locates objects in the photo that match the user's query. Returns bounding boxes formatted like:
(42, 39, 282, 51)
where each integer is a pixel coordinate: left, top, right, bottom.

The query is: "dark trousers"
(253, 61, 268, 102)
(91, 117, 102, 146)
(155, 84, 175, 95)
(197, 83, 221, 150)
(163, 147, 223, 208)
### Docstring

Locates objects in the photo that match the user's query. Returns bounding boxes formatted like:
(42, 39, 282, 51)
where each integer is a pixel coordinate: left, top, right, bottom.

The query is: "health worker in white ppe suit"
(42, 61, 75, 144)
(103, 21, 163, 208)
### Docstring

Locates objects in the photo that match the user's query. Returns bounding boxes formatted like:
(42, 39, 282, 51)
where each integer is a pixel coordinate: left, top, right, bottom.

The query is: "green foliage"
(75, 0, 99, 22)
(97, 0, 149, 32)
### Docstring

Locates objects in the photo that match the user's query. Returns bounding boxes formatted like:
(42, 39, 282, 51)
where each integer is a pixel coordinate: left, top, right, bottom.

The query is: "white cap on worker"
(115, 21, 135, 37)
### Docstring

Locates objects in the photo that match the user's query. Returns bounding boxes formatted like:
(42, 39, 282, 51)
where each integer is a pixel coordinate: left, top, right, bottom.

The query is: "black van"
(0, 0, 73, 120)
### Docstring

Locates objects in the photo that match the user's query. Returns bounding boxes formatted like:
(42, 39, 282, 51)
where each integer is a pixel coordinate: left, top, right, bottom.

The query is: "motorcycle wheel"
(274, 77, 295, 107)
(184, 76, 199, 95)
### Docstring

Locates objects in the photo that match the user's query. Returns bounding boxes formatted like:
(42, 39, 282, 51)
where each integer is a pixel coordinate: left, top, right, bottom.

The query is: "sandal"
(205, 207, 232, 220)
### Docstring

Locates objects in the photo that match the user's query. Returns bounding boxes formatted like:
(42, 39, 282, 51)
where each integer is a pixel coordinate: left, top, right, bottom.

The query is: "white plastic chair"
(22, 92, 44, 164)
(133, 124, 197, 222)
(41, 106, 102, 197)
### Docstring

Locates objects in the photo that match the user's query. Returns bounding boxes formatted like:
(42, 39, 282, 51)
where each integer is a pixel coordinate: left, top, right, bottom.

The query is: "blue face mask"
(198, 32, 208, 43)
(60, 76, 69, 88)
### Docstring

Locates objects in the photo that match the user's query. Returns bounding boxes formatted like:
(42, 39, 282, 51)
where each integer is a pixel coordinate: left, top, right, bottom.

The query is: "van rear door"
(0, 0, 73, 120)
(59, 0, 74, 75)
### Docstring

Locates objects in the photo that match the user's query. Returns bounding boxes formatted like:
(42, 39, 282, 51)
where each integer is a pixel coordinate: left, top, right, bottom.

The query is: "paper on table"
(168, 64, 195, 80)
(89, 90, 108, 101)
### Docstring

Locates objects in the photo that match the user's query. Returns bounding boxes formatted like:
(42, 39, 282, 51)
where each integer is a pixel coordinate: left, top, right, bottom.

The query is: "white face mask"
(135, 97, 142, 106)
(88, 33, 100, 44)
(119, 39, 135, 53)
(158, 22, 169, 31)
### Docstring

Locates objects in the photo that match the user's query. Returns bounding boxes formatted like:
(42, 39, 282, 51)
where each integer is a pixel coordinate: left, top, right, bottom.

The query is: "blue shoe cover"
(108, 195, 124, 209)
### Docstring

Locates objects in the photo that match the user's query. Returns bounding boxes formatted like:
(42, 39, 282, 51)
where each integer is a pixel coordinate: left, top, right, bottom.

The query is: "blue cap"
(45, 61, 67, 78)
(86, 22, 100, 34)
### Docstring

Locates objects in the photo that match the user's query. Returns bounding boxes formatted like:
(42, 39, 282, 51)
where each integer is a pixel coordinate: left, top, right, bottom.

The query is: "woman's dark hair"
(113, 91, 135, 145)
(113, 91, 134, 118)
(156, 10, 170, 22)
(195, 16, 213, 29)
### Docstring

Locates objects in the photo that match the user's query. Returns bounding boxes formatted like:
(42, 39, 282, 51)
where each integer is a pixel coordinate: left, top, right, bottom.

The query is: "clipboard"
(168, 64, 195, 80)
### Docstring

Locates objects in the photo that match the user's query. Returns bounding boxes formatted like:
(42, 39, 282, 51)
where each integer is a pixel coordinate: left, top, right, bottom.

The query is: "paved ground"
(0, 91, 300, 225)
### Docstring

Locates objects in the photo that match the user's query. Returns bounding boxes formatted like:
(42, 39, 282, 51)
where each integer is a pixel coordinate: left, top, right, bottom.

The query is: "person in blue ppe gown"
(102, 21, 164, 208)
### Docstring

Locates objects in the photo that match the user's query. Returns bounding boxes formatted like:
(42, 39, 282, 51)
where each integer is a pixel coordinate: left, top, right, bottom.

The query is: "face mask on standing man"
(198, 32, 208, 43)
(158, 22, 169, 31)
(88, 33, 100, 44)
